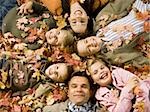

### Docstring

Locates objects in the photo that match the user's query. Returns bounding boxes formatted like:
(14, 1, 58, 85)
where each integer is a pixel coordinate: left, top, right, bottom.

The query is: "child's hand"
(17, 1, 33, 15)
(125, 77, 139, 92)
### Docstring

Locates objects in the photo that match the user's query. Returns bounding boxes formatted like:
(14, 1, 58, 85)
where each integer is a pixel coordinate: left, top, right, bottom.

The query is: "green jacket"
(94, 0, 135, 32)
(2, 3, 56, 50)
(98, 32, 150, 67)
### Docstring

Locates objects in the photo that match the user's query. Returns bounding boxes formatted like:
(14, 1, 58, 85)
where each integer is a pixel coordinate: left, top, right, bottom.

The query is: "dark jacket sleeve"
(32, 1, 48, 14)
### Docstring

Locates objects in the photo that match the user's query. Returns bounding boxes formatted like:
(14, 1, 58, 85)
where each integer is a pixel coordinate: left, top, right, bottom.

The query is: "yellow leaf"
(18, 95, 33, 105)
(1, 70, 8, 83)
(46, 93, 55, 105)
(32, 71, 41, 81)
(0, 81, 6, 89)
(54, 16, 67, 29)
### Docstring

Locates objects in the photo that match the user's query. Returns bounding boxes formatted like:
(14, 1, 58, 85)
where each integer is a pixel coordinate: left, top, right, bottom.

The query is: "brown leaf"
(11, 105, 21, 112)
(27, 36, 38, 43)
(144, 21, 150, 32)
(22, 105, 31, 112)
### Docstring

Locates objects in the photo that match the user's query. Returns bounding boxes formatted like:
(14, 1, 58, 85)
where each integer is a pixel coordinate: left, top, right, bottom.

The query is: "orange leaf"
(144, 21, 150, 32)
(22, 105, 31, 112)
(136, 11, 149, 20)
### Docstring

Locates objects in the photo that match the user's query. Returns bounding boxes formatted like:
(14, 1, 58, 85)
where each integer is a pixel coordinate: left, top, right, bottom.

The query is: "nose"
(76, 14, 81, 18)
(76, 86, 82, 92)
(75, 21, 82, 26)
(86, 41, 92, 46)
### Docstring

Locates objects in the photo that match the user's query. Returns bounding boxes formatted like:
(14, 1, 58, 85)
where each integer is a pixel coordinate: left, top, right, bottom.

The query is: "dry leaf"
(144, 21, 150, 32)
(54, 15, 67, 29)
(32, 71, 41, 81)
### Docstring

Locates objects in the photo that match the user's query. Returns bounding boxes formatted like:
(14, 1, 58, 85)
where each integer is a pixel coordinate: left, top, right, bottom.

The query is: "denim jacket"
(0, 0, 17, 29)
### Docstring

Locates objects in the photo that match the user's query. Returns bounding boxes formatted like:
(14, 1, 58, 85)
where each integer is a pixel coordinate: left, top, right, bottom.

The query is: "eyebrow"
(70, 83, 88, 86)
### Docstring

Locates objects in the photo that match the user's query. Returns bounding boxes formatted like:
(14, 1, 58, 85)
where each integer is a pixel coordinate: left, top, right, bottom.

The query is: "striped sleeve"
(96, 0, 149, 42)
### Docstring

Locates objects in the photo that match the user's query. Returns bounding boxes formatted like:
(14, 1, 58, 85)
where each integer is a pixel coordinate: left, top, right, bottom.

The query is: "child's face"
(46, 29, 67, 46)
(89, 61, 112, 86)
(77, 36, 102, 56)
(45, 63, 69, 82)
(69, 2, 89, 33)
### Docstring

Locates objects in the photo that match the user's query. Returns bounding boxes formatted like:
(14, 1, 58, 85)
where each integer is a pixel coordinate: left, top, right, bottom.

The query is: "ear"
(86, 69, 91, 76)
(87, 16, 89, 20)
(45, 66, 50, 75)
(68, 17, 71, 22)
(93, 82, 96, 84)
(67, 88, 69, 97)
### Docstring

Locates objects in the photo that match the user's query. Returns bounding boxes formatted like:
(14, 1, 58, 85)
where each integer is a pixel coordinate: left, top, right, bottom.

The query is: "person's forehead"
(57, 64, 67, 70)
(78, 39, 85, 45)
(91, 61, 102, 67)
(90, 65, 99, 74)
(59, 30, 67, 37)
(50, 28, 57, 32)
(55, 63, 65, 66)
(91, 61, 103, 69)
(77, 41, 89, 56)
(77, 40, 88, 49)
(50, 63, 66, 68)
(69, 76, 89, 84)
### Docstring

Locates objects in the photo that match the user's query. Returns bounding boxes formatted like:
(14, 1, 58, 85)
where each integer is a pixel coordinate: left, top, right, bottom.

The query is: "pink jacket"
(95, 67, 150, 112)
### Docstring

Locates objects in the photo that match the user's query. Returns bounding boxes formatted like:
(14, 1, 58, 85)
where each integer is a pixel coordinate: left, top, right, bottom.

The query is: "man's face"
(77, 36, 102, 56)
(45, 63, 68, 82)
(46, 29, 68, 46)
(68, 2, 89, 33)
(68, 76, 91, 105)
(89, 61, 112, 86)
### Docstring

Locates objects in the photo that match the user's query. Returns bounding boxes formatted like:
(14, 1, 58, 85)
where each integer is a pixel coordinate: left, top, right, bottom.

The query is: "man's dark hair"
(67, 71, 94, 89)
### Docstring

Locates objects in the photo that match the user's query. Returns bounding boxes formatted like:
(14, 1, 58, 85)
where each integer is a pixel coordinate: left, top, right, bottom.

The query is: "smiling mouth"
(100, 72, 108, 79)
(74, 94, 84, 97)
(74, 10, 82, 15)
